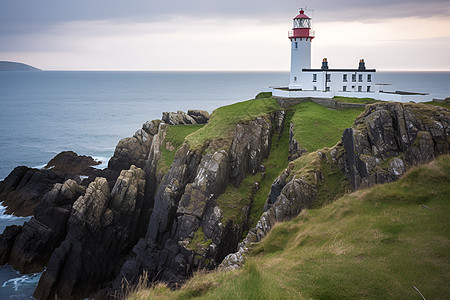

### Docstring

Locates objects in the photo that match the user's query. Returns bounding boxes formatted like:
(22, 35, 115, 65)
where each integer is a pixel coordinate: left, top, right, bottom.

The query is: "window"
(294, 76, 297, 82)
(367, 74, 372, 82)
(343, 86, 347, 91)
(352, 74, 356, 82)
(352, 85, 355, 90)
(312, 74, 317, 82)
(343, 74, 348, 82)
(367, 86, 371, 92)
(326, 86, 330, 91)
(358, 86, 362, 92)
(294, 42, 298, 49)
(358, 74, 363, 82)
(326, 74, 331, 82)
(313, 85, 317, 91)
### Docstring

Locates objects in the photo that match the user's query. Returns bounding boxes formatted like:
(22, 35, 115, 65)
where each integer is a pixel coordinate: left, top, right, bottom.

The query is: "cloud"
(1, 0, 449, 30)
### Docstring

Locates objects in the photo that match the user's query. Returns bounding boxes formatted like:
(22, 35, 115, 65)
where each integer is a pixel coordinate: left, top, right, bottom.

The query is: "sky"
(1, 0, 449, 71)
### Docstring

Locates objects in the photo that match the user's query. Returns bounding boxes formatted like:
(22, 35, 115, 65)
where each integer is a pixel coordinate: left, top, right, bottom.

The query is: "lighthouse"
(271, 9, 431, 103)
(289, 9, 314, 89)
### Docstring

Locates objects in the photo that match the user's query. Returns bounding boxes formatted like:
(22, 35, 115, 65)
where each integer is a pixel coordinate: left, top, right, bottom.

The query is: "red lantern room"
(288, 9, 314, 40)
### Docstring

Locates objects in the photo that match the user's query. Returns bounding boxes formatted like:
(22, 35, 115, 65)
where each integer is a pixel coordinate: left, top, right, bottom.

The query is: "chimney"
(321, 58, 329, 70)
(358, 59, 366, 70)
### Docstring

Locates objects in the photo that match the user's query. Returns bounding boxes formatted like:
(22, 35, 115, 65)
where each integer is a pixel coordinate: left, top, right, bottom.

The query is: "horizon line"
(33, 68, 450, 72)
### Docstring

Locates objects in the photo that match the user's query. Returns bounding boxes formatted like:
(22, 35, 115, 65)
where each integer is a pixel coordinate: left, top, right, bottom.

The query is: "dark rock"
(44, 151, 100, 174)
(0, 225, 22, 265)
(341, 103, 450, 189)
(0, 166, 71, 216)
(187, 110, 210, 124)
(0, 180, 86, 273)
(108, 119, 161, 173)
(34, 166, 146, 300)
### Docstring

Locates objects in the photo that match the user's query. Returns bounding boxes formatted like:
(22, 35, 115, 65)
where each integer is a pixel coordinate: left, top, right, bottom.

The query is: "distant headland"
(0, 61, 41, 71)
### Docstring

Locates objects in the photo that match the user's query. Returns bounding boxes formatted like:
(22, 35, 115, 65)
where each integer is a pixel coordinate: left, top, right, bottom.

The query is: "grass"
(129, 154, 450, 299)
(216, 172, 263, 226)
(158, 124, 205, 174)
(423, 100, 450, 110)
(333, 96, 381, 104)
(185, 97, 281, 152)
(290, 101, 364, 152)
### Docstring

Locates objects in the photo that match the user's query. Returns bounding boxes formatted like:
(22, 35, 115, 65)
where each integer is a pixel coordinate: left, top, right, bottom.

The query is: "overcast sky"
(1, 0, 449, 71)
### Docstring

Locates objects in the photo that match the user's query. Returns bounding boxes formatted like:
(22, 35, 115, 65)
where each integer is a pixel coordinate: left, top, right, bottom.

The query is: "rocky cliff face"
(112, 112, 284, 291)
(1, 101, 449, 299)
(0, 179, 86, 273)
(221, 102, 450, 269)
(341, 103, 450, 189)
(0, 151, 103, 216)
(34, 166, 146, 300)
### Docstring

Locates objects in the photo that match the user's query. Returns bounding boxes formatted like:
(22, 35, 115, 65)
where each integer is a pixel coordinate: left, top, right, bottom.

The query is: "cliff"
(0, 97, 449, 299)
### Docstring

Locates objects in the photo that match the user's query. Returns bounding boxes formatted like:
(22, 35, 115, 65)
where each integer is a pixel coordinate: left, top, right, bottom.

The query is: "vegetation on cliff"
(128, 154, 450, 299)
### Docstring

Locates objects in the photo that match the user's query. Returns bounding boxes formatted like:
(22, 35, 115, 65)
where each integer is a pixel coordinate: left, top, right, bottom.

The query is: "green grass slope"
(129, 154, 450, 300)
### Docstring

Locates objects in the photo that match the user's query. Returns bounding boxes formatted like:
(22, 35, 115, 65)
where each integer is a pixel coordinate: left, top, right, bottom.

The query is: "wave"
(31, 164, 47, 170)
(92, 156, 110, 169)
(0, 205, 30, 221)
(1, 272, 42, 292)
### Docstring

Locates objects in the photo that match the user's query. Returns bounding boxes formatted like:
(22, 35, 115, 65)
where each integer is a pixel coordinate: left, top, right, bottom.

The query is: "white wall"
(289, 38, 311, 88)
(271, 88, 432, 103)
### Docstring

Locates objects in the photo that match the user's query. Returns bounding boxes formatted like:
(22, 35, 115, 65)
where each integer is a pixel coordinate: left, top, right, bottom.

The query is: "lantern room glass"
(293, 18, 311, 28)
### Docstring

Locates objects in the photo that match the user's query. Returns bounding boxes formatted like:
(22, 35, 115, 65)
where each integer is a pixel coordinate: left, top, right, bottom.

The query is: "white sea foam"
(0, 205, 29, 221)
(92, 156, 109, 169)
(32, 164, 47, 170)
(2, 272, 42, 291)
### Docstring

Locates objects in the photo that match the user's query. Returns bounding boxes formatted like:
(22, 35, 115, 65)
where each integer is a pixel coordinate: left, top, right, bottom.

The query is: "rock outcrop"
(162, 110, 210, 125)
(0, 152, 105, 216)
(44, 151, 100, 174)
(108, 120, 161, 173)
(289, 123, 307, 161)
(0, 180, 86, 273)
(341, 102, 450, 189)
(34, 166, 146, 300)
(112, 113, 282, 291)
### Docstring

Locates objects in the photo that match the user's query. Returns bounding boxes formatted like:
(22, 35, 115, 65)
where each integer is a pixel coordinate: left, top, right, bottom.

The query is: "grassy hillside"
(290, 101, 364, 152)
(129, 154, 450, 299)
(185, 97, 281, 151)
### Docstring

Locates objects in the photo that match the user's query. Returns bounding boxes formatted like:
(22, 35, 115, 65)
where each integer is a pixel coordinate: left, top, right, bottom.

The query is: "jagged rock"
(230, 117, 272, 186)
(187, 110, 210, 124)
(289, 123, 307, 161)
(108, 119, 161, 172)
(0, 225, 22, 265)
(44, 151, 100, 174)
(341, 103, 450, 189)
(34, 166, 146, 300)
(162, 111, 196, 125)
(0, 180, 86, 273)
(0, 166, 73, 216)
(113, 113, 278, 290)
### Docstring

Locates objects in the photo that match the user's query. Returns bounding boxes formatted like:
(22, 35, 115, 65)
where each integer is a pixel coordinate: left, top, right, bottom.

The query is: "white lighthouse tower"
(289, 9, 314, 89)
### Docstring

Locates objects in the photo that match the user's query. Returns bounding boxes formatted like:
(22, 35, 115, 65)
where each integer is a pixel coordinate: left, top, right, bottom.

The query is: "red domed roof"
(294, 9, 310, 19)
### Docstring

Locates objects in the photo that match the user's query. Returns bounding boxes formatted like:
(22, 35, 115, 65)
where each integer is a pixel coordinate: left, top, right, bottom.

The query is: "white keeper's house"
(271, 9, 431, 103)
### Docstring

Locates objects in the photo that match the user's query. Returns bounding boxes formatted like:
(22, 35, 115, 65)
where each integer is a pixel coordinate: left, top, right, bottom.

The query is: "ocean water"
(0, 70, 449, 298)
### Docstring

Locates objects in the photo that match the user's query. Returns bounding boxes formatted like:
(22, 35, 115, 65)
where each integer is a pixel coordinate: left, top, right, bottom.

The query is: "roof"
(294, 9, 310, 19)
(302, 68, 376, 73)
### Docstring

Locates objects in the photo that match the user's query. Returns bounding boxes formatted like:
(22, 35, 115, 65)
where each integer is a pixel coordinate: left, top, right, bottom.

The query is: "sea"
(0, 70, 449, 298)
